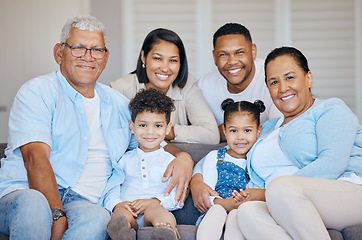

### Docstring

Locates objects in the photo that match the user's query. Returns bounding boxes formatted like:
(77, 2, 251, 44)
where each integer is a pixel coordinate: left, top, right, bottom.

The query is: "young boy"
(105, 88, 181, 240)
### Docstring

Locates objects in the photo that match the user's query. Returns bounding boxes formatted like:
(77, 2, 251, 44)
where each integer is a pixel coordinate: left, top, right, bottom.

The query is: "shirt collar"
(56, 70, 110, 103)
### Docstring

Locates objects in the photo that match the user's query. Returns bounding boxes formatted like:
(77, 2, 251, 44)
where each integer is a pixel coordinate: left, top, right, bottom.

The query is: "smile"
(78, 65, 94, 69)
(235, 143, 247, 147)
(144, 138, 157, 142)
(281, 94, 295, 101)
(228, 68, 242, 74)
(156, 73, 169, 80)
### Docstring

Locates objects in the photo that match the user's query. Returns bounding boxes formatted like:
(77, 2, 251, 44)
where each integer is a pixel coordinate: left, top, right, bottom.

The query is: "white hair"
(60, 15, 106, 43)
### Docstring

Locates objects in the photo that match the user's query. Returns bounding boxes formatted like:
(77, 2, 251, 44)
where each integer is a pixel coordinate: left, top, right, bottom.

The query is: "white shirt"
(72, 90, 112, 203)
(251, 119, 299, 187)
(198, 58, 281, 126)
(104, 143, 182, 212)
(202, 149, 247, 205)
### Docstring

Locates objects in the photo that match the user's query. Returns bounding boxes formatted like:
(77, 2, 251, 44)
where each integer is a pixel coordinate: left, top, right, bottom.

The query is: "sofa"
(0, 142, 362, 240)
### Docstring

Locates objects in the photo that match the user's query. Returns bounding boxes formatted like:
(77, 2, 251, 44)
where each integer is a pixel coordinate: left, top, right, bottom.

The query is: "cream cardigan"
(110, 73, 219, 144)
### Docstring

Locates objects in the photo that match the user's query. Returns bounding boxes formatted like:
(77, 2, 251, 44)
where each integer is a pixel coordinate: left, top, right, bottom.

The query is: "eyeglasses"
(61, 43, 107, 59)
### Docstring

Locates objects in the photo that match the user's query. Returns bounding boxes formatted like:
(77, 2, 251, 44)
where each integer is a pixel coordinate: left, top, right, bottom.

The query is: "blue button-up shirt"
(0, 71, 137, 206)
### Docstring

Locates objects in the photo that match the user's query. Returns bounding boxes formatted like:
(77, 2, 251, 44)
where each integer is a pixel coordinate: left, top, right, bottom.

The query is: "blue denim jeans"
(0, 188, 110, 240)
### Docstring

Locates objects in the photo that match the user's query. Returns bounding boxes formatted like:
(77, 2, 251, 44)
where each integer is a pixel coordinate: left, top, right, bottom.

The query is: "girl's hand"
(214, 196, 240, 211)
(232, 185, 250, 202)
(234, 187, 266, 203)
(130, 199, 160, 216)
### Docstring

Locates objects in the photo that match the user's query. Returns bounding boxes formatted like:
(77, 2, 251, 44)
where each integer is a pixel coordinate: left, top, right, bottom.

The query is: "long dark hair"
(132, 28, 189, 88)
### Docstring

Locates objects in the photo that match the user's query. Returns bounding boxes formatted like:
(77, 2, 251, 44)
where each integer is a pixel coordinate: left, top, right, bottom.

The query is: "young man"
(193, 23, 281, 213)
(198, 23, 280, 142)
(106, 89, 180, 240)
(0, 16, 192, 240)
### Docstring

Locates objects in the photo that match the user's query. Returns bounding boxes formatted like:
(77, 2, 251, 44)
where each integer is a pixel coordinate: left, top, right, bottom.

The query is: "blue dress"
(196, 147, 249, 225)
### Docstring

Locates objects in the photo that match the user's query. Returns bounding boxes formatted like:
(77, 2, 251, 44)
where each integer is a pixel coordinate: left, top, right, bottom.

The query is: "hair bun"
(253, 100, 266, 113)
(221, 98, 235, 111)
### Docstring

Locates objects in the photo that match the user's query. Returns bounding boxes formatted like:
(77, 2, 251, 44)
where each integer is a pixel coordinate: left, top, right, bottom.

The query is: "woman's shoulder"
(311, 98, 355, 118)
(110, 73, 142, 100)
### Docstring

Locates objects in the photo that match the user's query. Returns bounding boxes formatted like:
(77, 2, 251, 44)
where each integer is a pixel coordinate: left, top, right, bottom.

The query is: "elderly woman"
(235, 46, 362, 240)
(111, 28, 219, 144)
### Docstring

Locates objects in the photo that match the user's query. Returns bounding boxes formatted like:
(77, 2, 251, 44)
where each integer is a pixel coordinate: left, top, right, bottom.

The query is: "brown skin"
(213, 34, 257, 94)
(163, 144, 193, 207)
(53, 28, 109, 98)
(21, 142, 67, 240)
(230, 55, 314, 204)
(22, 28, 109, 239)
(213, 34, 257, 142)
(214, 196, 242, 212)
(190, 173, 219, 213)
(266, 55, 314, 125)
(111, 199, 176, 231)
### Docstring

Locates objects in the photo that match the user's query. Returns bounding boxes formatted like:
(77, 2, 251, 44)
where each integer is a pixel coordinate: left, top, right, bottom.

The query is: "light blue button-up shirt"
(0, 71, 137, 206)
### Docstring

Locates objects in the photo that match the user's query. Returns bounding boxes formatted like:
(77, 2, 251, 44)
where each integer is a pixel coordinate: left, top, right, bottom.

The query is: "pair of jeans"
(0, 188, 110, 240)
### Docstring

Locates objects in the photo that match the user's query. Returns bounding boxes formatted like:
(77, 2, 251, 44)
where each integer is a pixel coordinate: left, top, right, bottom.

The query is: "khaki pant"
(197, 204, 245, 240)
(238, 176, 362, 240)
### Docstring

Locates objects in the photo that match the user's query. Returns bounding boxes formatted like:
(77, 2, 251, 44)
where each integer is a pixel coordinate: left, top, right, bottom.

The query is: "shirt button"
(84, 137, 88, 140)
(141, 159, 145, 162)
(142, 166, 145, 169)
(82, 163, 85, 166)
(143, 174, 146, 178)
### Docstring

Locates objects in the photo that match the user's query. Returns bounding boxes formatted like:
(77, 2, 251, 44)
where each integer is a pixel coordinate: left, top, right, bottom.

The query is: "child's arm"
(232, 185, 266, 203)
(213, 196, 240, 211)
(103, 185, 123, 213)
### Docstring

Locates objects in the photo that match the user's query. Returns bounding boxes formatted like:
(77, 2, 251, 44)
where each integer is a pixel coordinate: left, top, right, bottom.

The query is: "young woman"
(110, 28, 219, 144)
(235, 46, 362, 240)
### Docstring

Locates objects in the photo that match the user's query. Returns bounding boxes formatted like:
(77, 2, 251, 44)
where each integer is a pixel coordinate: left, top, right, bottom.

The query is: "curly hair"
(129, 88, 175, 123)
(221, 98, 265, 126)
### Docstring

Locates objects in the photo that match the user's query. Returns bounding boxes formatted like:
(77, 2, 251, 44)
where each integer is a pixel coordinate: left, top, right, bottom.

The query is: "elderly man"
(0, 16, 192, 240)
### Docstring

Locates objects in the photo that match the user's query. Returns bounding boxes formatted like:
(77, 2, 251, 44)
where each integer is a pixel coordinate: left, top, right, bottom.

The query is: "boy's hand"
(113, 201, 137, 218)
(130, 199, 161, 216)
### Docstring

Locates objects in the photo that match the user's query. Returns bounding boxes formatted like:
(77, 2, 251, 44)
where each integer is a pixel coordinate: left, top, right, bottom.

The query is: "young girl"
(196, 98, 265, 240)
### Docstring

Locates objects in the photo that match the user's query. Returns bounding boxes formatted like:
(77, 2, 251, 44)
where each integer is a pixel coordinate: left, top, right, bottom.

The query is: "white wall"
(0, 0, 361, 142)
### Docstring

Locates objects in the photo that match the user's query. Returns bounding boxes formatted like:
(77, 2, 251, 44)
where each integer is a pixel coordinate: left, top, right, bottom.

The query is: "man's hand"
(190, 173, 219, 213)
(51, 217, 68, 240)
(162, 150, 193, 207)
(21, 142, 68, 239)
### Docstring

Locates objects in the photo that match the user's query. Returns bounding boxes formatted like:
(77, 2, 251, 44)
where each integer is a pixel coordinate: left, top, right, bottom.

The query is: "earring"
(142, 63, 146, 68)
